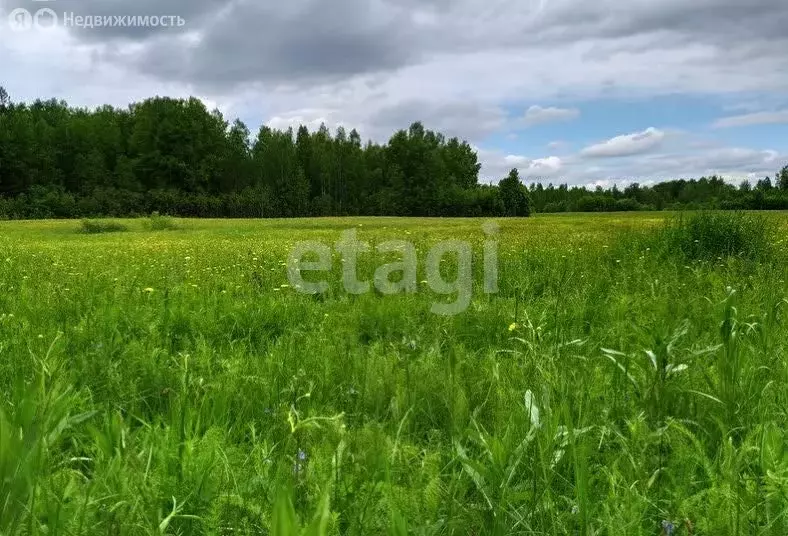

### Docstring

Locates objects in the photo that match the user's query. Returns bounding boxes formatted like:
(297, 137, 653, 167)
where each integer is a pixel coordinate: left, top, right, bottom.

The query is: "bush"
(144, 212, 179, 231)
(661, 211, 774, 261)
(79, 219, 128, 234)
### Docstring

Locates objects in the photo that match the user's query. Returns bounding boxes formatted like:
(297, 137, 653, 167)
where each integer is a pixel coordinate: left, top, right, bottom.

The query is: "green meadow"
(1, 212, 787, 535)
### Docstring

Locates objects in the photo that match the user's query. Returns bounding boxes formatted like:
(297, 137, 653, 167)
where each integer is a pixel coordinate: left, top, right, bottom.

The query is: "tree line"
(530, 171, 788, 213)
(0, 88, 529, 219)
(0, 87, 786, 219)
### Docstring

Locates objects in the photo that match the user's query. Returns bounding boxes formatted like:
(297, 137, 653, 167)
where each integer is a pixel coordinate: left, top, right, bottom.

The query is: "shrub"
(79, 219, 128, 234)
(145, 212, 179, 231)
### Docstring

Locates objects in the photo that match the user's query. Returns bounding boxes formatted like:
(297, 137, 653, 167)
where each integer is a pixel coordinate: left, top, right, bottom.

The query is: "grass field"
(1, 213, 787, 535)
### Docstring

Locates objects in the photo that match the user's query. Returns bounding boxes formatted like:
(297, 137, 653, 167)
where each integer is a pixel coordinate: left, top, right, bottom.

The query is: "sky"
(1, 0, 787, 186)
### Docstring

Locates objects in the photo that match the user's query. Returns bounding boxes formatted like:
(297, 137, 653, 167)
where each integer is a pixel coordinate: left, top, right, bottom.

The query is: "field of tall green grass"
(1, 212, 787, 535)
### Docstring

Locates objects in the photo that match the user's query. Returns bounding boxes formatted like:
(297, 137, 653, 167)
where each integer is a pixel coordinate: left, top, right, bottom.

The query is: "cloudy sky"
(1, 0, 787, 186)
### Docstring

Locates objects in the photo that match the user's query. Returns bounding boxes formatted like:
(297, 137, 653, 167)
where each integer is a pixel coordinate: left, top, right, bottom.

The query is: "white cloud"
(713, 110, 788, 128)
(480, 150, 563, 182)
(528, 156, 563, 175)
(558, 143, 784, 186)
(581, 128, 665, 158)
(266, 110, 346, 133)
(523, 105, 580, 126)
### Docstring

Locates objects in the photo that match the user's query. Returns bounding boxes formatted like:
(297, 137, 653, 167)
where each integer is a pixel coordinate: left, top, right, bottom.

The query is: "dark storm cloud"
(99, 0, 423, 87)
(12, 0, 788, 89)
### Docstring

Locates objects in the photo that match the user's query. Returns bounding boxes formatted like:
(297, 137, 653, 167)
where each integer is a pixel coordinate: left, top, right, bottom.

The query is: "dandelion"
(509, 323, 518, 332)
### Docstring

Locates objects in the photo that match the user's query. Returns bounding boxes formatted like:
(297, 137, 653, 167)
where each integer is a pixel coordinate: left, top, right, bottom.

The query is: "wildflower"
(509, 323, 518, 332)
(661, 520, 675, 536)
(143, 287, 154, 293)
(293, 449, 308, 475)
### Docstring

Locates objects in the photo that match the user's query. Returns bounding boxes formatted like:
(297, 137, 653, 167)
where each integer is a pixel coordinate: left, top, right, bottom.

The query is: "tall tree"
(0, 86, 10, 112)
(498, 169, 532, 217)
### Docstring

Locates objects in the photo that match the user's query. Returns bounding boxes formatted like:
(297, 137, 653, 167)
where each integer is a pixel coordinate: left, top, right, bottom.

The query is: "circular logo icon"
(34, 8, 58, 30)
(7, 8, 33, 32)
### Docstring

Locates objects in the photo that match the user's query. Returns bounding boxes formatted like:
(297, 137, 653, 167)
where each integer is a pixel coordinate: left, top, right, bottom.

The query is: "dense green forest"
(1, 87, 787, 219)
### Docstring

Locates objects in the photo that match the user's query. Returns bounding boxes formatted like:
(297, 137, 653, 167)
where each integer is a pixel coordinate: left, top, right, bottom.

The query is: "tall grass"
(661, 211, 774, 261)
(0, 214, 786, 534)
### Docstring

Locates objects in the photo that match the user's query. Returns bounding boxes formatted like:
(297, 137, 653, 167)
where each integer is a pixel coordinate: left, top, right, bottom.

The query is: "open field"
(1, 213, 787, 535)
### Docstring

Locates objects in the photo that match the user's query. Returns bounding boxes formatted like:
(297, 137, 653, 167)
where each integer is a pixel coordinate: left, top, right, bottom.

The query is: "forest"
(1, 87, 787, 219)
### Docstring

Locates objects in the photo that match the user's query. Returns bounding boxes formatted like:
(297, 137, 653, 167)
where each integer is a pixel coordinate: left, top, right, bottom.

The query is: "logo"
(3, 2, 185, 32)
(286, 222, 501, 316)
(6, 3, 58, 32)
(34, 7, 58, 29)
(7, 8, 32, 31)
